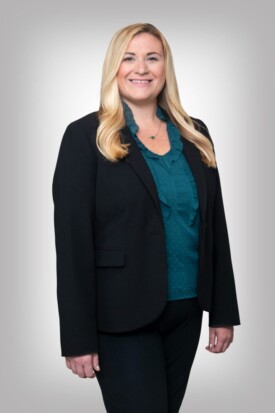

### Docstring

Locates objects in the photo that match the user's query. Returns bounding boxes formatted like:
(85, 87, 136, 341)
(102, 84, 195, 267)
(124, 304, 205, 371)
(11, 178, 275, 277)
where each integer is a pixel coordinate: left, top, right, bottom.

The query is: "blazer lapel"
(121, 125, 164, 223)
(121, 124, 207, 225)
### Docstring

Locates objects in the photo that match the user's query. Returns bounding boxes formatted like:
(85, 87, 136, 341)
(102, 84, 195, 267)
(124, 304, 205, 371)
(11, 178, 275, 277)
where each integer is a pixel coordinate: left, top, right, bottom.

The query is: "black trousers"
(95, 296, 203, 413)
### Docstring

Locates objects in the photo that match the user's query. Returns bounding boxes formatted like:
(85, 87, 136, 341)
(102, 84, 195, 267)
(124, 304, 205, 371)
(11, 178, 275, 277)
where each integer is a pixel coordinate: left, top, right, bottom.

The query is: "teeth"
(131, 80, 151, 83)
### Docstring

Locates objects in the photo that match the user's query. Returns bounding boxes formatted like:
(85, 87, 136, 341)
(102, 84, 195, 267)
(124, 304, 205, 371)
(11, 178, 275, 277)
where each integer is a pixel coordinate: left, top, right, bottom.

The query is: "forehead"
(125, 33, 163, 52)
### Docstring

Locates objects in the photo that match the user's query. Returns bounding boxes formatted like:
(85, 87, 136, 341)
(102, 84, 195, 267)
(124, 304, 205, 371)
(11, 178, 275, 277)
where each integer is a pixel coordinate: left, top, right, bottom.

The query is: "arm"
(210, 164, 241, 327)
(195, 119, 241, 353)
(52, 121, 98, 357)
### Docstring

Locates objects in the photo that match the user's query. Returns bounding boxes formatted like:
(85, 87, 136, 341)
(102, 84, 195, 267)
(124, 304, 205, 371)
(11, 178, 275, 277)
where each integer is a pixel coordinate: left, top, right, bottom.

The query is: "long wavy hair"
(97, 23, 217, 168)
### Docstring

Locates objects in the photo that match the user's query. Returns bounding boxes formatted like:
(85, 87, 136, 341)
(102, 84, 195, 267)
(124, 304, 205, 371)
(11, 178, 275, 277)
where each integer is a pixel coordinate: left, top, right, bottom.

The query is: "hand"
(65, 353, 100, 378)
(205, 326, 234, 353)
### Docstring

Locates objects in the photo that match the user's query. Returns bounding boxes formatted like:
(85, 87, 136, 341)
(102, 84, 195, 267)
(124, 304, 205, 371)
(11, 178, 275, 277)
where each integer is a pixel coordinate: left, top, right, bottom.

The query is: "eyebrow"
(124, 52, 162, 56)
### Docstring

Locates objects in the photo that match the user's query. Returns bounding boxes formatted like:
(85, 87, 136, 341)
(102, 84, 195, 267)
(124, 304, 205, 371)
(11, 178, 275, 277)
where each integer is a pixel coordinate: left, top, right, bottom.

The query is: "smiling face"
(117, 32, 166, 106)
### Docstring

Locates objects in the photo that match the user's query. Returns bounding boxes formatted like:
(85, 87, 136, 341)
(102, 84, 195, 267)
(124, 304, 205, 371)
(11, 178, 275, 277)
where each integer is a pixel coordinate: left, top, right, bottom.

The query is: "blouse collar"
(122, 99, 183, 162)
(122, 99, 168, 135)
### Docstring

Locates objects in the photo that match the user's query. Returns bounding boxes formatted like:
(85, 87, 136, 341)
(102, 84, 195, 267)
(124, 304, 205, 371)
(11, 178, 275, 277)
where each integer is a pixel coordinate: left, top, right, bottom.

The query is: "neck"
(122, 98, 158, 126)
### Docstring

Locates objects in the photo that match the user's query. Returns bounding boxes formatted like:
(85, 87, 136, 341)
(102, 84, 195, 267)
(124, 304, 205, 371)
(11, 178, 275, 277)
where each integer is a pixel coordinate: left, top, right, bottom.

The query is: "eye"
(123, 56, 134, 61)
(147, 56, 158, 61)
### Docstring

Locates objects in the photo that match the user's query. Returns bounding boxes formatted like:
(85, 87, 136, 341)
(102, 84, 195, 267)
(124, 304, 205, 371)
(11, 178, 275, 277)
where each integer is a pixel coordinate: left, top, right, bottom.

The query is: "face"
(117, 32, 166, 105)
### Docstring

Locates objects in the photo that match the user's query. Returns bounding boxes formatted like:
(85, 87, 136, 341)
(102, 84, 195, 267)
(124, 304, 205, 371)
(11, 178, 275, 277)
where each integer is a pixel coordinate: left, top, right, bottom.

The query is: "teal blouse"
(122, 100, 200, 301)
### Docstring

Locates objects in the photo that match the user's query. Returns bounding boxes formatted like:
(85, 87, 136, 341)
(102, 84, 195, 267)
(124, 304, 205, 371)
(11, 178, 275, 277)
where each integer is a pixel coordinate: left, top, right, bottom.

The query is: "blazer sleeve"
(195, 119, 241, 327)
(52, 121, 98, 357)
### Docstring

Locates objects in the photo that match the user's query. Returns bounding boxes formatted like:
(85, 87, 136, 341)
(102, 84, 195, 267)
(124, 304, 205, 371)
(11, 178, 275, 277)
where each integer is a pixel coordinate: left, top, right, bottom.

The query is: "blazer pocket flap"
(95, 248, 125, 267)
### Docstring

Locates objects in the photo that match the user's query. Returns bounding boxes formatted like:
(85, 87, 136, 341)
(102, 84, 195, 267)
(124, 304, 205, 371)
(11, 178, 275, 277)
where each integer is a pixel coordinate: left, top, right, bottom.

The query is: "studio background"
(1, 0, 274, 412)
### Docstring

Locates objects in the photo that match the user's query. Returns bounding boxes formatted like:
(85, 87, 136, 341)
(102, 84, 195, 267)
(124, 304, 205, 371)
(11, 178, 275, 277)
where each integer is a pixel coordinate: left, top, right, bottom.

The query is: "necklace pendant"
(149, 135, 156, 139)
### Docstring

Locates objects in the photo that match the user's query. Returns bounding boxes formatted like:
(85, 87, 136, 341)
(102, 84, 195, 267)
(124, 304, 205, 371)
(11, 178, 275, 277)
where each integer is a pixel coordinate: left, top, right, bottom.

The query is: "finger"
(206, 328, 216, 351)
(212, 337, 225, 353)
(84, 363, 95, 378)
(76, 363, 86, 378)
(70, 360, 77, 374)
(223, 331, 234, 350)
(82, 358, 95, 378)
(221, 340, 230, 352)
(224, 334, 234, 351)
(208, 329, 216, 349)
(92, 353, 101, 372)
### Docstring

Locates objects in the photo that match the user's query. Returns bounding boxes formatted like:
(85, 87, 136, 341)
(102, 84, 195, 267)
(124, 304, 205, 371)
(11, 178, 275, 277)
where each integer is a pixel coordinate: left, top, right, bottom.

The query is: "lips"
(129, 79, 153, 83)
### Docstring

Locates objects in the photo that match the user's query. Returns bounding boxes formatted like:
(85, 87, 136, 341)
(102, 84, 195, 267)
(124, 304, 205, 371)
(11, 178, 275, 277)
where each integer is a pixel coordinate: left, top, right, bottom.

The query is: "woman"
(52, 23, 241, 413)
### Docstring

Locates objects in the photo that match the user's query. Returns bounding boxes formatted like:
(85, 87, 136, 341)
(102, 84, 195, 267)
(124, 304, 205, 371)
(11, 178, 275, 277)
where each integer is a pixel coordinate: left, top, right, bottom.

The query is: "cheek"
(154, 65, 165, 80)
(117, 70, 123, 84)
(117, 67, 130, 88)
(117, 63, 130, 78)
(117, 73, 126, 92)
(156, 72, 166, 89)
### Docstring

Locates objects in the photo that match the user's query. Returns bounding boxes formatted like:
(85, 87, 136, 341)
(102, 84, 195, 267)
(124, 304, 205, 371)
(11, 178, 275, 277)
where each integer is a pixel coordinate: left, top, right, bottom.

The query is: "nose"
(134, 59, 149, 74)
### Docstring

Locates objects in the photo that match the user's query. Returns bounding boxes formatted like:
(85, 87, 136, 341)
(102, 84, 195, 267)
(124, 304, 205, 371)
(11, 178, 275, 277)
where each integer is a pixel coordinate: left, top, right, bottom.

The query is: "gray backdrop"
(1, 0, 274, 411)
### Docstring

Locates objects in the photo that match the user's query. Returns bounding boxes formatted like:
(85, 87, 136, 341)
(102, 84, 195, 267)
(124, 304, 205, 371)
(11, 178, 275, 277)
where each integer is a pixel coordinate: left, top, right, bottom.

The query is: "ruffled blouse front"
(122, 100, 200, 301)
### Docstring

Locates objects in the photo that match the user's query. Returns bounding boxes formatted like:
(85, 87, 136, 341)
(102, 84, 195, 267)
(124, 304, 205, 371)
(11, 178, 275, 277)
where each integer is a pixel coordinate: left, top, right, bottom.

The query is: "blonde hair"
(97, 23, 217, 168)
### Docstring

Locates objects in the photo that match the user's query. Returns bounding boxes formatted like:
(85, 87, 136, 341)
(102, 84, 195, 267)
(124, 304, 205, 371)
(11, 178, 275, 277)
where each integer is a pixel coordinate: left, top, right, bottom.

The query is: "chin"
(125, 94, 157, 103)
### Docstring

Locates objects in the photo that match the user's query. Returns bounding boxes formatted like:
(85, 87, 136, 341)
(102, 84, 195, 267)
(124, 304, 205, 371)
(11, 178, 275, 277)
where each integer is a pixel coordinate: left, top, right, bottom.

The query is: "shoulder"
(64, 111, 100, 152)
(190, 116, 214, 147)
(190, 116, 210, 136)
(67, 111, 99, 135)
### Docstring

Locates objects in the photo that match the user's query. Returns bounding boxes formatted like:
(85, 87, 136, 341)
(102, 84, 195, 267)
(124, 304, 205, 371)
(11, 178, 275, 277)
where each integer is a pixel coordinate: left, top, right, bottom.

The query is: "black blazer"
(52, 109, 241, 357)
